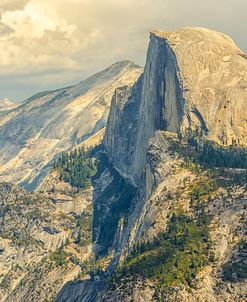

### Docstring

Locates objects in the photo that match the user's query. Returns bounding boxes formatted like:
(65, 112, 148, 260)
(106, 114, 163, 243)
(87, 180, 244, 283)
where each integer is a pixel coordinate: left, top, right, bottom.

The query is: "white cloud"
(0, 0, 246, 102)
(2, 2, 72, 38)
(0, 0, 170, 76)
(0, 0, 29, 11)
(0, 0, 78, 73)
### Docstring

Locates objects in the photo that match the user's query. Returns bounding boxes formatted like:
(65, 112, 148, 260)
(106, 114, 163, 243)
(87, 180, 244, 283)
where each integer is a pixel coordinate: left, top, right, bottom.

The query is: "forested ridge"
(177, 129, 247, 169)
(53, 147, 97, 189)
(110, 211, 213, 291)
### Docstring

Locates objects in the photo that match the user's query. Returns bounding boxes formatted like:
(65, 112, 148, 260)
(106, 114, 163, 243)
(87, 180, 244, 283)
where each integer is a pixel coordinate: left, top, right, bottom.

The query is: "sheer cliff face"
(104, 34, 184, 185)
(0, 61, 142, 190)
(103, 78, 143, 184)
(132, 33, 184, 184)
(104, 27, 247, 185)
(154, 28, 247, 145)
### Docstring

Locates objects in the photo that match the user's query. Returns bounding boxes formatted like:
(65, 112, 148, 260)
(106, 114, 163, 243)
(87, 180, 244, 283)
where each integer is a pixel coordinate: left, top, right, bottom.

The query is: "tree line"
(53, 147, 97, 189)
(182, 128, 247, 169)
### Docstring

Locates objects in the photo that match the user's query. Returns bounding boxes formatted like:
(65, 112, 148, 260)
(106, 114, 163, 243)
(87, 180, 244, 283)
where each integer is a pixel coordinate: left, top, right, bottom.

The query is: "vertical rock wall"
(104, 33, 184, 186)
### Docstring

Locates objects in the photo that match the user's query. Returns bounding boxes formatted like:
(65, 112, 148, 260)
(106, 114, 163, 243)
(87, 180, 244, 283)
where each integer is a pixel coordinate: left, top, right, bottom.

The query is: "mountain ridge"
(0, 60, 142, 190)
(0, 98, 16, 111)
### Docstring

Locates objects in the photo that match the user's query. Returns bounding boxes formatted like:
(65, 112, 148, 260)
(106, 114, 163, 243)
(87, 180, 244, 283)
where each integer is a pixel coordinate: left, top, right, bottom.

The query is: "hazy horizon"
(1, 0, 247, 103)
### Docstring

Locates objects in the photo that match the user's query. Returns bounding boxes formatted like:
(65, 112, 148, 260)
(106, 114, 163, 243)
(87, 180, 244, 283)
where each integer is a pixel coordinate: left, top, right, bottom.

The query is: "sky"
(0, 0, 246, 103)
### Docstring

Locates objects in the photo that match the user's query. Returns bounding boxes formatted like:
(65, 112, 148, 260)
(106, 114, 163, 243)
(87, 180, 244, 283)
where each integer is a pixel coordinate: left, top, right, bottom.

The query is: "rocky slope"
(56, 28, 247, 301)
(0, 127, 109, 301)
(0, 180, 94, 302)
(56, 132, 246, 302)
(0, 61, 142, 190)
(103, 132, 247, 302)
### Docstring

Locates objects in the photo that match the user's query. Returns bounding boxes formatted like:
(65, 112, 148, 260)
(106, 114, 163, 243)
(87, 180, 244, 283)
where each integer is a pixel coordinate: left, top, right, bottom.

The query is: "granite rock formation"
(57, 28, 247, 302)
(0, 61, 142, 190)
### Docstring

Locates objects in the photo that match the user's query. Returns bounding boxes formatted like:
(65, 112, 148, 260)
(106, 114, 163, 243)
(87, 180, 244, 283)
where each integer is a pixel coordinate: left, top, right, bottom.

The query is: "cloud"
(0, 0, 78, 74)
(0, 0, 246, 103)
(0, 0, 171, 76)
(0, 21, 14, 35)
(0, 0, 30, 12)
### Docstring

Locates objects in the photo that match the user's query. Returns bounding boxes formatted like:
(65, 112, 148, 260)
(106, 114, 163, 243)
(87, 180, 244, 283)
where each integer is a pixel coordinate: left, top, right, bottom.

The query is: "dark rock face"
(104, 33, 184, 186)
(55, 280, 106, 302)
(103, 78, 143, 184)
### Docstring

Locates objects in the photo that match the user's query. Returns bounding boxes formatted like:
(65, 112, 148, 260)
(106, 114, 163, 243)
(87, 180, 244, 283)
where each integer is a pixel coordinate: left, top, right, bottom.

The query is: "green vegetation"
(50, 249, 69, 266)
(69, 255, 110, 281)
(54, 147, 134, 257)
(189, 178, 217, 203)
(211, 168, 247, 187)
(222, 240, 247, 282)
(170, 129, 247, 187)
(111, 212, 213, 291)
(76, 205, 93, 246)
(0, 274, 11, 289)
(183, 129, 247, 169)
(53, 147, 97, 189)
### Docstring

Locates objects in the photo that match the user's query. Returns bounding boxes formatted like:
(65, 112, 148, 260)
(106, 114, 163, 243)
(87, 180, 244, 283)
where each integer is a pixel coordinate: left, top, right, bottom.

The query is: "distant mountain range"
(0, 61, 142, 190)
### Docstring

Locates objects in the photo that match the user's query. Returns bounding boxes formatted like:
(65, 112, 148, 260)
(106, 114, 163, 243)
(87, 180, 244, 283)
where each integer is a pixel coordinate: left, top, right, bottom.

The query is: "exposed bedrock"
(104, 27, 247, 186)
